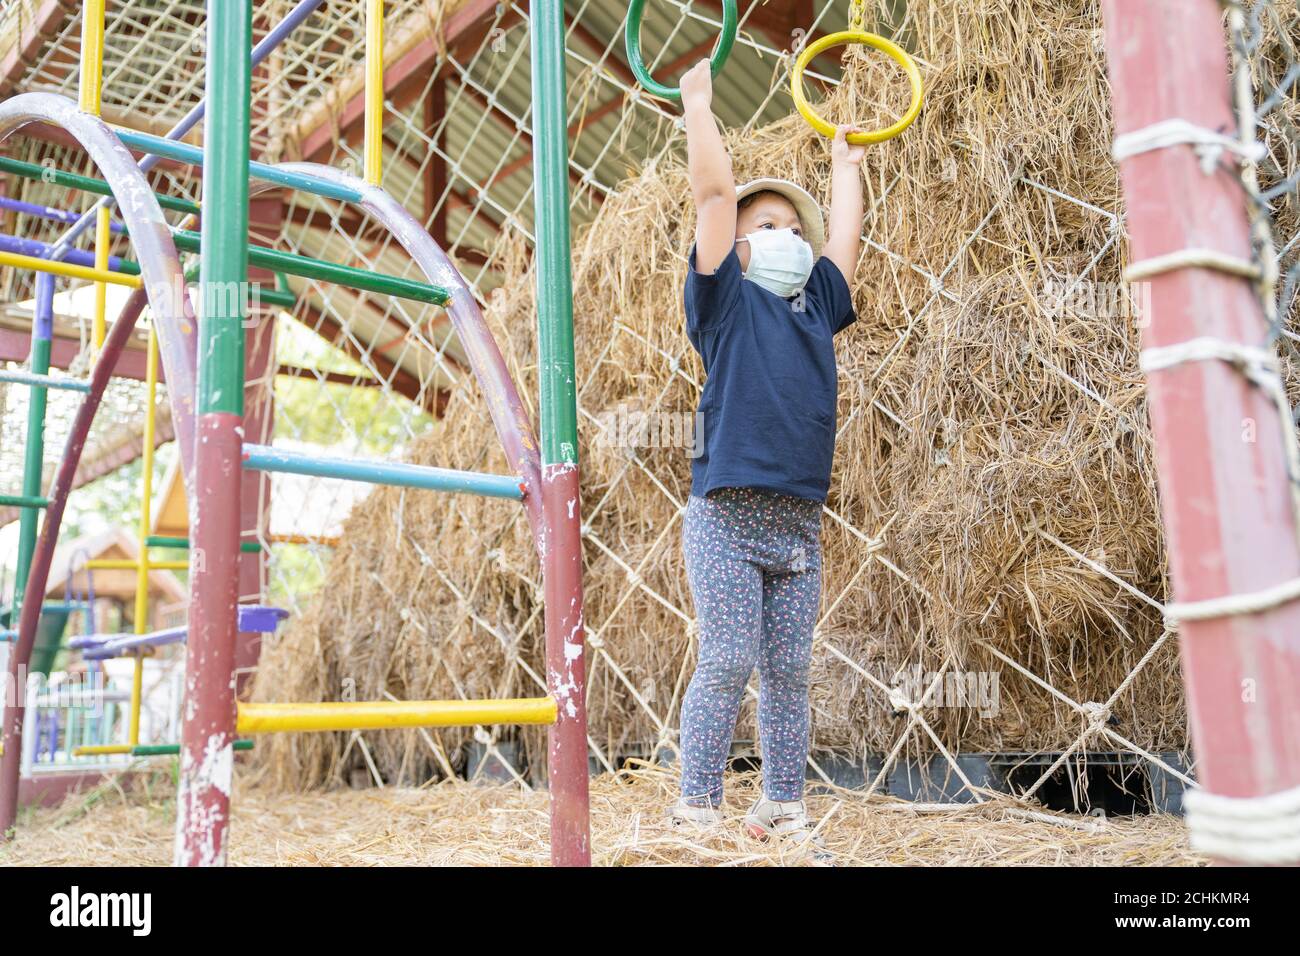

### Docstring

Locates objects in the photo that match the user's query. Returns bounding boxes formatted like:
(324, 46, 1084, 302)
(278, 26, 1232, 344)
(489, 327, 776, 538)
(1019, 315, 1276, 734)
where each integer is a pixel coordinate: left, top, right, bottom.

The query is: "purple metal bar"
(0, 195, 125, 233)
(82, 626, 188, 660)
(0, 231, 133, 272)
(74, 605, 287, 660)
(33, 271, 53, 341)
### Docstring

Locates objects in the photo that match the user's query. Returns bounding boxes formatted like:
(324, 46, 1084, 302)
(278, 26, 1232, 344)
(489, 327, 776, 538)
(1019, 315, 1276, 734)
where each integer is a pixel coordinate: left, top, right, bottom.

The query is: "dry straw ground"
(248, 0, 1298, 793)
(1, 766, 1203, 866)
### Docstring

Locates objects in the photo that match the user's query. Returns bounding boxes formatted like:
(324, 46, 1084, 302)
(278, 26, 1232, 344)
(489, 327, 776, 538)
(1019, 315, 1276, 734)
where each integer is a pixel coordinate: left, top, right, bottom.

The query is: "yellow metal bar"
(124, 330, 159, 747)
(0, 251, 142, 289)
(364, 0, 384, 185)
(93, 206, 111, 349)
(135, 331, 158, 634)
(82, 1, 108, 349)
(268, 532, 340, 547)
(237, 697, 557, 734)
(78, 0, 106, 114)
(128, 653, 144, 746)
(73, 744, 133, 756)
(86, 558, 188, 570)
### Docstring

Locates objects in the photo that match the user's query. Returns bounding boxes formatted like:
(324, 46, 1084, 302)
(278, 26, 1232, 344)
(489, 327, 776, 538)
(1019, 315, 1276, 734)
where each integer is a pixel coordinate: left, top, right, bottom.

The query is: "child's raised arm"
(680, 60, 736, 275)
(823, 124, 865, 285)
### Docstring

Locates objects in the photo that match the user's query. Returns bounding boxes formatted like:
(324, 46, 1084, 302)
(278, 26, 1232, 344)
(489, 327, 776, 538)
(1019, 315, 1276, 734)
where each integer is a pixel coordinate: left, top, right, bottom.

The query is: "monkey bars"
(0, 0, 590, 868)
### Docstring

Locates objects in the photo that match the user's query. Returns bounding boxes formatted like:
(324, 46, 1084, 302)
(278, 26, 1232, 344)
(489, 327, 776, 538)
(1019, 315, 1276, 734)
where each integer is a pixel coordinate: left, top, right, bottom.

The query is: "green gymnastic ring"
(625, 0, 738, 102)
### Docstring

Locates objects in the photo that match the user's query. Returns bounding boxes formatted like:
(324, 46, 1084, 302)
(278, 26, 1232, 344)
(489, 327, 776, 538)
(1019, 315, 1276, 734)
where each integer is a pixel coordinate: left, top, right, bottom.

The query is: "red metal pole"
(1102, 0, 1300, 860)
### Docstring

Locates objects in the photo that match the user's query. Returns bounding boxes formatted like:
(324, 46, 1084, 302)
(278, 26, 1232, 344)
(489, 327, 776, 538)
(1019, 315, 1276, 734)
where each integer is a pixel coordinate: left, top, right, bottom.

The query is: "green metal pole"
(175, 0, 251, 868)
(13, 276, 55, 626)
(533, 7, 578, 467)
(531, 0, 590, 867)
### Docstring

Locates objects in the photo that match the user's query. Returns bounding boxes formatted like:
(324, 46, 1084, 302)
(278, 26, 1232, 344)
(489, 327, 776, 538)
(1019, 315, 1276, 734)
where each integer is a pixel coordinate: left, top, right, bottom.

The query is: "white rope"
(1112, 117, 1268, 174)
(1139, 335, 1279, 386)
(1124, 248, 1262, 283)
(1184, 783, 1300, 864)
(1164, 574, 1300, 623)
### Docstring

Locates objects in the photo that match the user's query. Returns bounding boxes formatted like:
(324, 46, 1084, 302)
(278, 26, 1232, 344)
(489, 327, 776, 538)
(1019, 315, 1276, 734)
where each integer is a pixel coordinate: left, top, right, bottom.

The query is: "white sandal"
(667, 796, 724, 829)
(742, 796, 824, 848)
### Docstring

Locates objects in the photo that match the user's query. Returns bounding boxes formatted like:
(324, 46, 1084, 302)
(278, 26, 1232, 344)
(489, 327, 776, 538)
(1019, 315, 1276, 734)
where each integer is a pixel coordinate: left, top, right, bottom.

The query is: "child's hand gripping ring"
(791, 31, 924, 145)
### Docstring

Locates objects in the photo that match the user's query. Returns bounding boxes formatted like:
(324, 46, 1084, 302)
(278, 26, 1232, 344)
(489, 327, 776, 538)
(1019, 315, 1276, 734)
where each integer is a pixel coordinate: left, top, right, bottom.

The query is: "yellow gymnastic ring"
(791, 30, 923, 145)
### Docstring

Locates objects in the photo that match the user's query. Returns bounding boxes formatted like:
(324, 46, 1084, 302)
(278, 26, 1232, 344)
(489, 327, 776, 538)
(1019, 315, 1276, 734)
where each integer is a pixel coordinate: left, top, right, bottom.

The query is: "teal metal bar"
(0, 370, 92, 393)
(113, 128, 363, 204)
(168, 228, 450, 306)
(0, 156, 201, 215)
(240, 443, 525, 500)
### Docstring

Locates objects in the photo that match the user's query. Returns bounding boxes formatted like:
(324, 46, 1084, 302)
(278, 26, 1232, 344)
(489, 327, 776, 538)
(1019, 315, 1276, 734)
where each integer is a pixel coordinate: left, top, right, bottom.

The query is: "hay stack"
(251, 0, 1299, 790)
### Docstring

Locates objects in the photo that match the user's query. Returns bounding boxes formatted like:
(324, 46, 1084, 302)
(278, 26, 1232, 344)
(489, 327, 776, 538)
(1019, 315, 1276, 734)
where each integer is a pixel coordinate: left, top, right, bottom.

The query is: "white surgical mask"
(737, 227, 814, 298)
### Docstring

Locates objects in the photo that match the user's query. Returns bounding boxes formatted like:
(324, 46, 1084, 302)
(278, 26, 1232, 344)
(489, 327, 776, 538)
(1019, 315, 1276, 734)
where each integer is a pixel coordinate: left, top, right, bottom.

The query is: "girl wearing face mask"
(666, 59, 865, 848)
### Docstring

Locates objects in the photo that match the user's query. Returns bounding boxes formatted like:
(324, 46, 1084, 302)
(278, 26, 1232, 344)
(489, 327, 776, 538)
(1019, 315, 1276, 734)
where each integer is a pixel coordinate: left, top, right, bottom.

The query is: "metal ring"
(625, 0, 738, 102)
(791, 30, 923, 145)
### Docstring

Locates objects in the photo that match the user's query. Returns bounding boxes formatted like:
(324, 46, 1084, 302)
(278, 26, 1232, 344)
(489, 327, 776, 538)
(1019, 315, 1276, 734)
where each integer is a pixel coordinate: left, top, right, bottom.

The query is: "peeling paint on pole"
(527, 0, 591, 865)
(175, 0, 250, 866)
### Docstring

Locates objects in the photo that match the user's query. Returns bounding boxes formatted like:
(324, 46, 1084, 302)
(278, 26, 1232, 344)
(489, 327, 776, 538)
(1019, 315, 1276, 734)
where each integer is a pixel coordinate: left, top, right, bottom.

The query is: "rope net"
(0, 0, 1296, 810)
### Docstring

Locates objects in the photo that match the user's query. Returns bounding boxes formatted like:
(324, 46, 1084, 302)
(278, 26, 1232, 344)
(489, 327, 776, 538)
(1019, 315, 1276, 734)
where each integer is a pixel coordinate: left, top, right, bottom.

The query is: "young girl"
(668, 60, 864, 844)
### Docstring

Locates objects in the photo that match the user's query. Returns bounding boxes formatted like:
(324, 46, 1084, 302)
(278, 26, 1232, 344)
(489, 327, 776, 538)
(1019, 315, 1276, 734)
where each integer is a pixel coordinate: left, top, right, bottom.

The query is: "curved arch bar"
(0, 93, 199, 487)
(254, 163, 546, 549)
(0, 289, 148, 836)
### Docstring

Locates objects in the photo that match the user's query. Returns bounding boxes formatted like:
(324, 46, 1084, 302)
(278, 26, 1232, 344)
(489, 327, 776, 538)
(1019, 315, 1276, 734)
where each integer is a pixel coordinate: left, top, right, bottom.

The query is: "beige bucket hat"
(735, 178, 826, 258)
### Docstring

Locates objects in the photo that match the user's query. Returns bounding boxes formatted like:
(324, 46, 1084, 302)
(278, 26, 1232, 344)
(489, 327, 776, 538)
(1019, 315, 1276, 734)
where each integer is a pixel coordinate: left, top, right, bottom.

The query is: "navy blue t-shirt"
(684, 244, 856, 502)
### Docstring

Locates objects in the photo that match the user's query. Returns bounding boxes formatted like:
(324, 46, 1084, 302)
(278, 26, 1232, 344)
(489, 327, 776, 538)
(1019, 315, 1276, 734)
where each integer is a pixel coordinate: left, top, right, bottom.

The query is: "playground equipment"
(791, 0, 924, 145)
(625, 0, 738, 101)
(0, 0, 590, 866)
(1, 0, 1297, 870)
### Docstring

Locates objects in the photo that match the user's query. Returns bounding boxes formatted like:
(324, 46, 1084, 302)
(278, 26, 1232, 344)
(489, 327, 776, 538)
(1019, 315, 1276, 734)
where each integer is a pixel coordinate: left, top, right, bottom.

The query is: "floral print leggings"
(678, 486, 823, 807)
